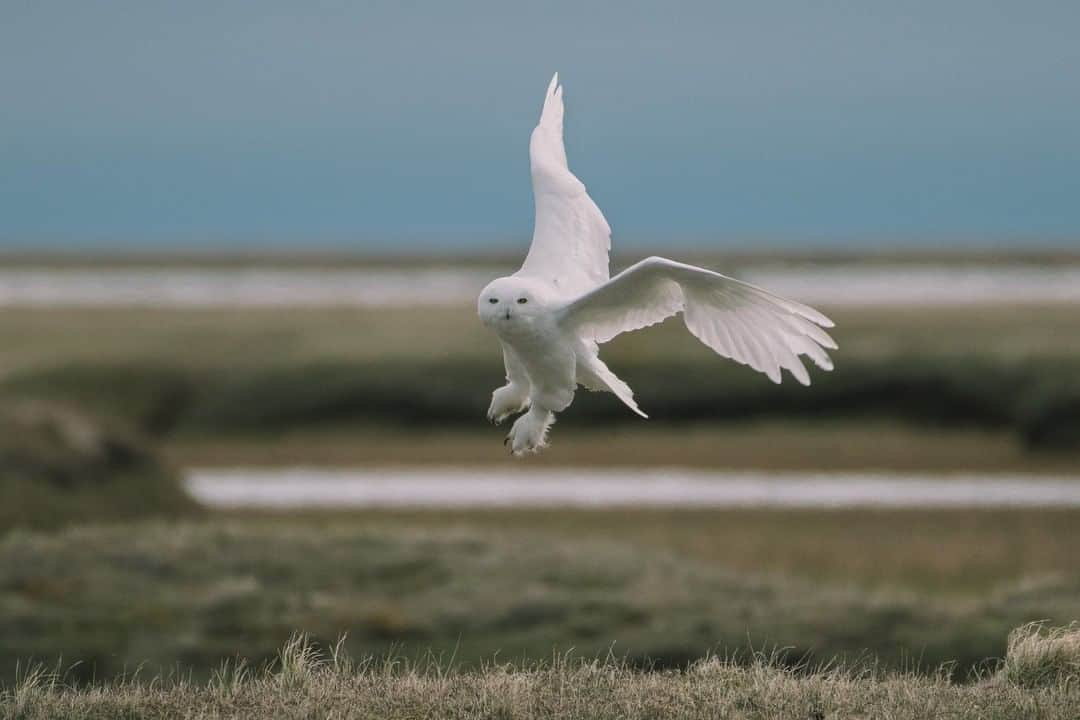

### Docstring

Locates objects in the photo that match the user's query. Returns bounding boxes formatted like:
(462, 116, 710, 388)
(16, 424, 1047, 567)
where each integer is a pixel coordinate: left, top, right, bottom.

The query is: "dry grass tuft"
(999, 622, 1080, 690)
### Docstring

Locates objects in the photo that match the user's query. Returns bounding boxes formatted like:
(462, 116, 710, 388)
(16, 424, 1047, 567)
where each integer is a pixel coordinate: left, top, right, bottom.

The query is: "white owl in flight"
(478, 74, 836, 455)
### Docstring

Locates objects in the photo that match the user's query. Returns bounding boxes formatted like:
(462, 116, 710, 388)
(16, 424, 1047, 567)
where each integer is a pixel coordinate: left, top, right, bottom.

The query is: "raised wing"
(516, 73, 611, 299)
(556, 257, 837, 385)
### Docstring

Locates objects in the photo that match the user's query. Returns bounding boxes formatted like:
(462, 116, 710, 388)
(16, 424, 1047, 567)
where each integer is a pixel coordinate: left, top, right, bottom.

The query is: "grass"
(4, 628, 1079, 720)
(4, 354, 1078, 455)
(0, 302, 1075, 436)
(2, 263, 1078, 715)
(3, 518, 1079, 684)
(1001, 622, 1080, 689)
(1, 304, 1078, 464)
(0, 403, 198, 532)
(166, 422, 1080, 471)
(2, 303, 1080, 372)
(241, 506, 1080, 595)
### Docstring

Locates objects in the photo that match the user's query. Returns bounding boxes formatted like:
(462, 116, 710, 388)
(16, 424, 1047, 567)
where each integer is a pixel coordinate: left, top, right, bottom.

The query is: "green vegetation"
(0, 270, 1078, 713)
(249, 507, 1080, 595)
(2, 519, 1079, 684)
(165, 421, 1080, 472)
(4, 355, 1078, 456)
(5, 627, 1079, 720)
(0, 304, 1078, 465)
(3, 303, 1080, 371)
(0, 404, 199, 532)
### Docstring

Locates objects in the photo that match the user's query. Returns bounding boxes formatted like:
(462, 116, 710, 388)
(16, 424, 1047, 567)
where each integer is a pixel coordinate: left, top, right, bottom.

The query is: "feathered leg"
(488, 342, 532, 424)
(506, 405, 554, 455)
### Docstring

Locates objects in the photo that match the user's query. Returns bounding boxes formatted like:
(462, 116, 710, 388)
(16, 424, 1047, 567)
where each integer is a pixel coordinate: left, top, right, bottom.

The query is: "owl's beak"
(504, 308, 511, 320)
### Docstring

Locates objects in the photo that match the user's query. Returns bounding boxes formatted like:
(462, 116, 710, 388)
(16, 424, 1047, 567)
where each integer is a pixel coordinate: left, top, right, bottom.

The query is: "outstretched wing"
(515, 73, 611, 298)
(556, 257, 837, 385)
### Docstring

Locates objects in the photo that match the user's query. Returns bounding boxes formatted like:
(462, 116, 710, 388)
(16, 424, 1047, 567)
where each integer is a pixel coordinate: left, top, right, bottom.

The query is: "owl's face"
(477, 277, 545, 331)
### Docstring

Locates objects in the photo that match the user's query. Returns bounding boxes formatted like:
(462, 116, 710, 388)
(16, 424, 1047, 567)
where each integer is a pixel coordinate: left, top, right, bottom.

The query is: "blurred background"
(1, 1, 1078, 683)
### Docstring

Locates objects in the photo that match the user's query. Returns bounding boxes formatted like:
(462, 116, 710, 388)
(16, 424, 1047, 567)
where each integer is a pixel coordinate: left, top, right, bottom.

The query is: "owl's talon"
(488, 384, 530, 426)
(505, 408, 553, 456)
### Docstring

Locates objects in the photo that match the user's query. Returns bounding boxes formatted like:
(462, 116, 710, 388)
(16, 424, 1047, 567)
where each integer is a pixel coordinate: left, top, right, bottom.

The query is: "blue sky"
(2, 1, 1079, 252)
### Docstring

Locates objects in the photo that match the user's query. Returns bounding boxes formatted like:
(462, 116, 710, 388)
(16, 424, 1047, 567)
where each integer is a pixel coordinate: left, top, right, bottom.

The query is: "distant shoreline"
(1, 246, 1079, 269)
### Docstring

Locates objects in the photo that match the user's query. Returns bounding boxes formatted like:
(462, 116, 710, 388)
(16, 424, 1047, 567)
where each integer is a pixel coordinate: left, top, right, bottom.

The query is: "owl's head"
(477, 276, 547, 331)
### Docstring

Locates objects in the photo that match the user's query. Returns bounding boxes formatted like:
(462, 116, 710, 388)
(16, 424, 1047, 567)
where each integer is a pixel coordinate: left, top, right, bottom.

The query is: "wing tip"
(795, 304, 834, 329)
(539, 72, 564, 127)
(546, 72, 561, 103)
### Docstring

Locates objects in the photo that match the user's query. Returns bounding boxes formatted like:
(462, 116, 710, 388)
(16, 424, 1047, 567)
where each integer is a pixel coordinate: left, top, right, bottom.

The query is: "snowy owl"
(478, 73, 837, 455)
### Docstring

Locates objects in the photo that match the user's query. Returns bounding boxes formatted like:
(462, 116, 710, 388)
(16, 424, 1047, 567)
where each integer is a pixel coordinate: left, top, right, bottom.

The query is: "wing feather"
(556, 256, 837, 385)
(516, 73, 612, 298)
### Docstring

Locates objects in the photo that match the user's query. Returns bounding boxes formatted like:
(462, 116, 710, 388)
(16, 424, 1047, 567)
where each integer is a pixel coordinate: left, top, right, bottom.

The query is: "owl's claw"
(505, 408, 553, 456)
(488, 385, 530, 425)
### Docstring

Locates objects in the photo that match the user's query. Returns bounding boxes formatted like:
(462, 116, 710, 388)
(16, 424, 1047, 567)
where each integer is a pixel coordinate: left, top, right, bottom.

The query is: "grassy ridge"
(0, 404, 198, 532)
(3, 355, 1078, 450)
(1, 303, 1078, 457)
(3, 304, 1079, 370)
(3, 520, 1079, 683)
(166, 422, 1080, 472)
(5, 626, 1079, 720)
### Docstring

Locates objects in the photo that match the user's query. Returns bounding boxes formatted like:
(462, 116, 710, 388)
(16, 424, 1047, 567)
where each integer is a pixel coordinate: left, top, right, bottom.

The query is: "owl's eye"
(488, 298, 499, 304)
(517, 298, 528, 304)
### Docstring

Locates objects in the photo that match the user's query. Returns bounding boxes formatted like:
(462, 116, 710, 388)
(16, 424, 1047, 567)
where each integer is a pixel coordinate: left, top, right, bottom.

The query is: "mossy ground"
(2, 519, 1079, 684)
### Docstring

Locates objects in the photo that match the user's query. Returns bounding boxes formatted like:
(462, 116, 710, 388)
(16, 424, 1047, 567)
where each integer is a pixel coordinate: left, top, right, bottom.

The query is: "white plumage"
(477, 74, 836, 455)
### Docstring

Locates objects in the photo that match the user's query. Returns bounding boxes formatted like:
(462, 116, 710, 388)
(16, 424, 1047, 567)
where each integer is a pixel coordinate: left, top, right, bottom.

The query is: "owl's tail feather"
(577, 352, 648, 419)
